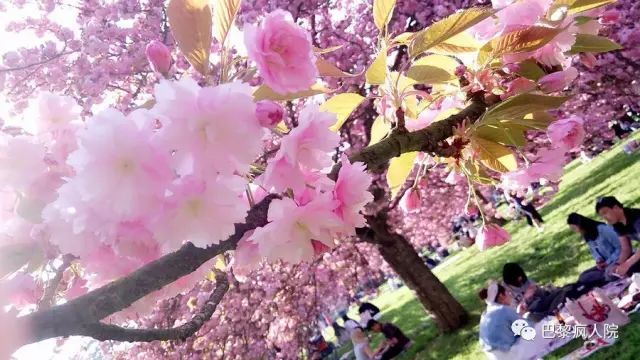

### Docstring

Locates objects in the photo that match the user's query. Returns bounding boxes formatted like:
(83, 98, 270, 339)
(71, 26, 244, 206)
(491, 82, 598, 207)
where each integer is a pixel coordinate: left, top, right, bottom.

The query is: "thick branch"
(349, 96, 487, 170)
(19, 195, 276, 346)
(75, 271, 229, 342)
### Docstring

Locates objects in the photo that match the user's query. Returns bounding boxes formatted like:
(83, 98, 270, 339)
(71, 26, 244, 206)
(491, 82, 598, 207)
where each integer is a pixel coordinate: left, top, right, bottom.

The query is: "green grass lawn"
(364, 134, 640, 360)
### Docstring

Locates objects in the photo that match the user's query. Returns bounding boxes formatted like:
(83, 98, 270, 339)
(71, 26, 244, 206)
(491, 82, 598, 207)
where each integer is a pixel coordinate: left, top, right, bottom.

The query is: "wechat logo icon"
(511, 319, 536, 341)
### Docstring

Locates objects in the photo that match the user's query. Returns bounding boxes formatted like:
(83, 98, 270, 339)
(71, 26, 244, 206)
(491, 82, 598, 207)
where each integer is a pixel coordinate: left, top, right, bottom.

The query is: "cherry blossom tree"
(0, 0, 627, 358)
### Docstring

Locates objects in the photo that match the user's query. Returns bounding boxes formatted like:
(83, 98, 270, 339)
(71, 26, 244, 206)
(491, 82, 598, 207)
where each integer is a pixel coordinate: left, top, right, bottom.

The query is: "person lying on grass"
(596, 196, 640, 277)
(567, 213, 622, 283)
(365, 320, 410, 360)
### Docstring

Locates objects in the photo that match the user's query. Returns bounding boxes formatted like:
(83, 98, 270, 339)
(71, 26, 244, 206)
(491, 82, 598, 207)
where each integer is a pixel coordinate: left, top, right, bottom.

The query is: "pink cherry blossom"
(445, 170, 465, 185)
(66, 108, 173, 222)
(244, 10, 318, 94)
(154, 79, 263, 176)
(1, 273, 43, 307)
(538, 67, 579, 93)
(333, 156, 373, 228)
(255, 100, 285, 128)
(261, 104, 339, 193)
(476, 224, 511, 251)
(233, 230, 261, 276)
(145, 40, 172, 75)
(600, 9, 621, 24)
(502, 77, 536, 99)
(250, 194, 342, 263)
(399, 188, 421, 213)
(0, 134, 47, 192)
(29, 92, 81, 135)
(547, 116, 585, 151)
(153, 176, 248, 251)
(64, 276, 88, 300)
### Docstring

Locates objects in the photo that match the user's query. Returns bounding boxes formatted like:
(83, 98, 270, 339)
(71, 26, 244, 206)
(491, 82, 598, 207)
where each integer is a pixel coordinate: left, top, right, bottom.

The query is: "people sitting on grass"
(567, 212, 622, 283)
(351, 326, 375, 360)
(365, 319, 411, 360)
(478, 281, 529, 358)
(596, 196, 640, 277)
(501, 263, 585, 321)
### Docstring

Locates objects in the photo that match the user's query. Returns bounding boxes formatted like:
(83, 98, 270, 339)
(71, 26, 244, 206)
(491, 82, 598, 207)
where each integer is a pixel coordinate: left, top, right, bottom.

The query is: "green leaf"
(429, 32, 482, 55)
(462, 160, 495, 185)
(369, 116, 391, 145)
(320, 93, 366, 131)
(478, 26, 563, 65)
(517, 59, 546, 81)
(573, 15, 593, 25)
(253, 83, 330, 101)
(406, 54, 459, 85)
(168, 0, 213, 75)
(212, 0, 242, 45)
(568, 34, 623, 54)
(317, 58, 358, 77)
(409, 7, 495, 58)
(568, 0, 617, 14)
(473, 137, 518, 173)
(387, 152, 418, 198)
(373, 0, 396, 31)
(366, 45, 388, 85)
(479, 93, 570, 125)
(474, 123, 528, 147)
(393, 32, 416, 45)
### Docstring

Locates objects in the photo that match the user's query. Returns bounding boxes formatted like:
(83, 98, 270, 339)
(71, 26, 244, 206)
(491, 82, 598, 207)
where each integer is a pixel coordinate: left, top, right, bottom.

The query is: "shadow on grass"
(541, 150, 640, 216)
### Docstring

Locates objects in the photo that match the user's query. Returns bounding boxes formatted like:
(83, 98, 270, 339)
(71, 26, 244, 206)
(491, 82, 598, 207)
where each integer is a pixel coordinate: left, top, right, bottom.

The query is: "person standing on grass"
(357, 301, 381, 327)
(505, 191, 544, 231)
(567, 213, 622, 283)
(366, 320, 410, 360)
(351, 327, 375, 360)
(596, 196, 640, 277)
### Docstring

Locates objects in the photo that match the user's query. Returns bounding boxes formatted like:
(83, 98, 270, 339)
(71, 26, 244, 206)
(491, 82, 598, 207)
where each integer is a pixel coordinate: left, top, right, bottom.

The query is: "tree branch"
(349, 95, 487, 170)
(18, 195, 277, 346)
(74, 270, 229, 342)
(38, 254, 76, 310)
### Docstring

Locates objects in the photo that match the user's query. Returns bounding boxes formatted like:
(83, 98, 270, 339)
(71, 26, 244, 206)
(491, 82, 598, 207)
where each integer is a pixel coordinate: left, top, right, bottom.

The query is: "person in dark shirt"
(596, 196, 640, 276)
(366, 320, 410, 360)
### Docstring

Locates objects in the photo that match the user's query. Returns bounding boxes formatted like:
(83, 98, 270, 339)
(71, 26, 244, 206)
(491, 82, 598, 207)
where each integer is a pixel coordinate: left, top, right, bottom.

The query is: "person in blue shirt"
(596, 196, 640, 276)
(479, 281, 523, 352)
(567, 213, 622, 282)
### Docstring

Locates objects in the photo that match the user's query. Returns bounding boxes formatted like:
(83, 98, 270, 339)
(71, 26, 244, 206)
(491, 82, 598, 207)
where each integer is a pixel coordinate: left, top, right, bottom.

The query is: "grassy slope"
(364, 134, 640, 359)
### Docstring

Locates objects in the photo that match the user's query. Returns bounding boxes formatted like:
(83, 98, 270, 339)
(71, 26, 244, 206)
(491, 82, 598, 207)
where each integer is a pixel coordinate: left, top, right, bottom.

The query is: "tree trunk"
(364, 213, 468, 332)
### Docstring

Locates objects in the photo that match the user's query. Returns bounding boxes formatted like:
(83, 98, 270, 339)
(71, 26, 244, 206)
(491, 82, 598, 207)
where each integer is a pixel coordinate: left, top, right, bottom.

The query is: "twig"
(38, 254, 76, 310)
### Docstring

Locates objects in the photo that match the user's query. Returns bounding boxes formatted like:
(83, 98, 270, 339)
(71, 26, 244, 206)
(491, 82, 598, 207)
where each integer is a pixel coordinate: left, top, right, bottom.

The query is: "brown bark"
(362, 212, 468, 332)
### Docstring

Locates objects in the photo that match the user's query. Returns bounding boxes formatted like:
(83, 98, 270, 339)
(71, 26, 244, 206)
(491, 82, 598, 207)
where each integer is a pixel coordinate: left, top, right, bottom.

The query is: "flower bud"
(400, 188, 421, 213)
(255, 100, 285, 128)
(476, 224, 511, 251)
(600, 9, 620, 24)
(537, 67, 578, 93)
(145, 40, 172, 75)
(579, 53, 598, 69)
